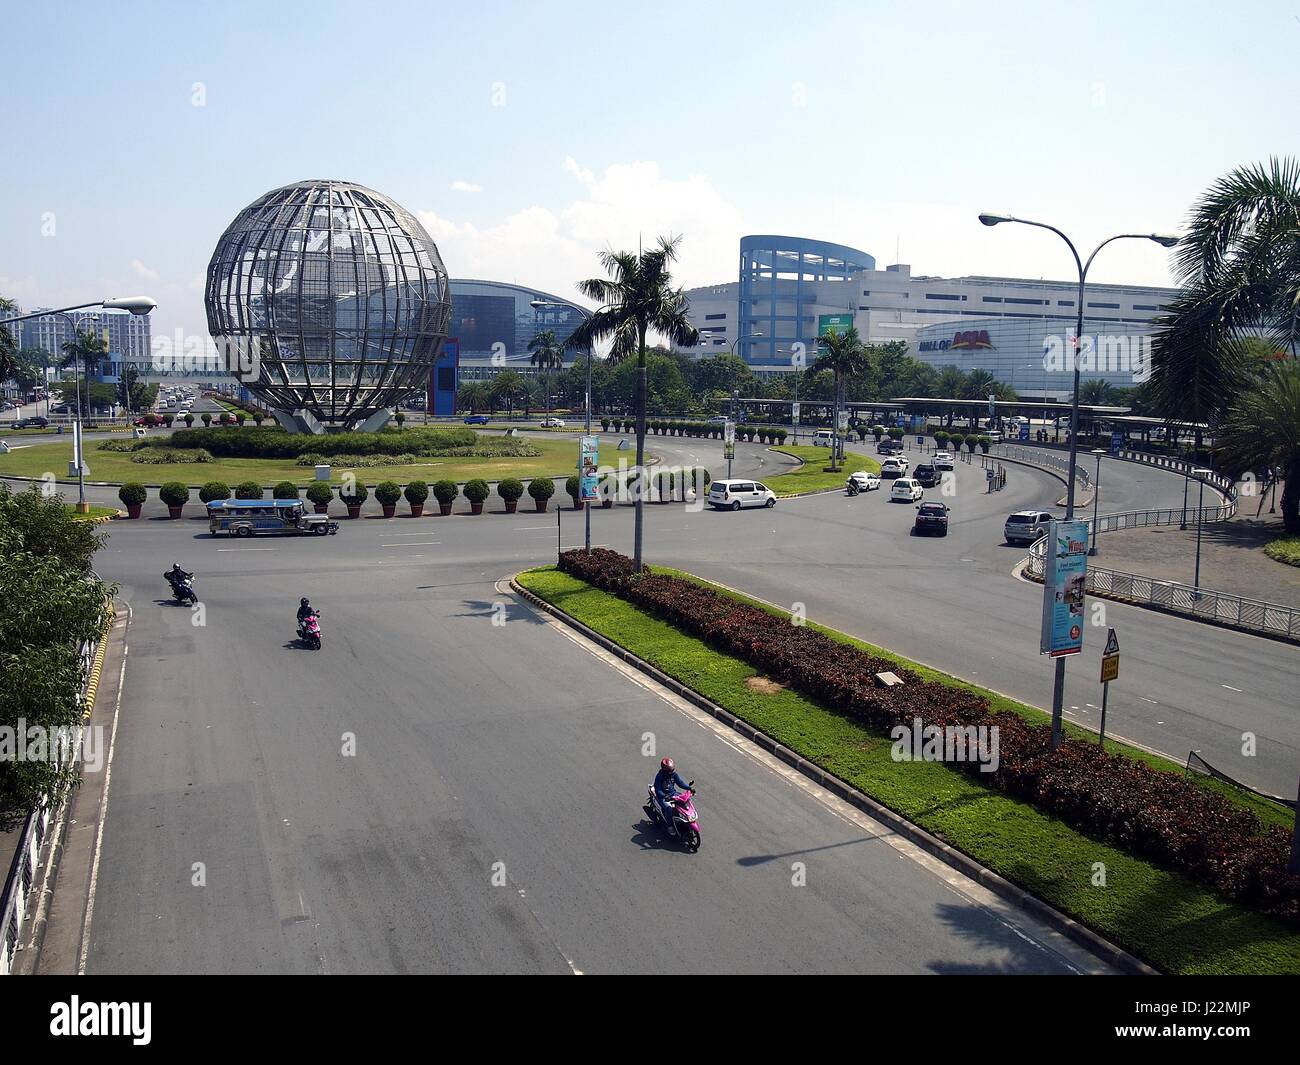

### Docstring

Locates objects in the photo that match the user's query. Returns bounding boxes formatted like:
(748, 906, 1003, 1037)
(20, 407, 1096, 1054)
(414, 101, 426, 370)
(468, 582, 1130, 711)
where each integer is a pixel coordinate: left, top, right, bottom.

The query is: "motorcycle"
(643, 781, 701, 851)
(297, 611, 322, 650)
(164, 572, 198, 606)
(845, 477, 860, 496)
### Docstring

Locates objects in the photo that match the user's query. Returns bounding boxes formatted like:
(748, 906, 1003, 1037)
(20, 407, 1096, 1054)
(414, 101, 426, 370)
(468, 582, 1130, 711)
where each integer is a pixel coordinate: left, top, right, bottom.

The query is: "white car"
(812, 429, 834, 447)
(540, 417, 565, 428)
(880, 456, 909, 477)
(1004, 510, 1056, 545)
(890, 478, 924, 502)
(933, 451, 954, 471)
(708, 479, 776, 510)
(846, 470, 881, 492)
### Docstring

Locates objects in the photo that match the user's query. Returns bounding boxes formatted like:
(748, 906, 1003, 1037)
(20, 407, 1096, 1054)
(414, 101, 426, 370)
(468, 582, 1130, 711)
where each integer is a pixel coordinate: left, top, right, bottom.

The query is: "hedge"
(555, 548, 1300, 926)
(162, 425, 476, 459)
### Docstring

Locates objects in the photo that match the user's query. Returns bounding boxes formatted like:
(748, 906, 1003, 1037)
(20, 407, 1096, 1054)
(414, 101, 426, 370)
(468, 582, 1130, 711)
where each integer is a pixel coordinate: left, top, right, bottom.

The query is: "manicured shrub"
(305, 481, 334, 506)
(234, 480, 263, 500)
(964, 434, 979, 453)
(566, 475, 581, 502)
(527, 476, 554, 501)
(888, 427, 904, 441)
(394, 411, 406, 427)
(979, 435, 991, 453)
(656, 469, 674, 500)
(200, 413, 212, 426)
(235, 412, 246, 426)
(600, 418, 610, 432)
(555, 548, 1300, 926)
(273, 481, 300, 499)
(497, 477, 525, 502)
(183, 413, 194, 427)
(463, 479, 490, 504)
(199, 481, 230, 503)
(118, 482, 147, 506)
(871, 425, 885, 441)
(158, 482, 189, 507)
(403, 480, 429, 504)
(374, 481, 402, 506)
(338, 481, 368, 503)
(433, 480, 459, 504)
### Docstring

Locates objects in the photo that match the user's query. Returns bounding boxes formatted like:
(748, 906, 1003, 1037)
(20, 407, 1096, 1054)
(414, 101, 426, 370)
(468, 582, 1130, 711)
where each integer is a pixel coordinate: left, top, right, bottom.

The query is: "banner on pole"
(1039, 519, 1089, 657)
(579, 435, 599, 502)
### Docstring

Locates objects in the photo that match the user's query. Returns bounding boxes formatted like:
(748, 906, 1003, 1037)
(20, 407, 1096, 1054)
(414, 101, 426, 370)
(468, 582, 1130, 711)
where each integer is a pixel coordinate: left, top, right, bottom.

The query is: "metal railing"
(988, 443, 1092, 489)
(1025, 539, 1300, 641)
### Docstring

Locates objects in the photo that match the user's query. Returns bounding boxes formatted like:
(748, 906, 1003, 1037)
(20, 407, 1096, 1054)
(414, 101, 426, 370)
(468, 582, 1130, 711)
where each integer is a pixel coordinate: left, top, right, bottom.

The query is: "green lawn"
(764, 444, 881, 496)
(69, 504, 120, 521)
(515, 564, 1300, 975)
(0, 437, 584, 487)
(1265, 534, 1300, 568)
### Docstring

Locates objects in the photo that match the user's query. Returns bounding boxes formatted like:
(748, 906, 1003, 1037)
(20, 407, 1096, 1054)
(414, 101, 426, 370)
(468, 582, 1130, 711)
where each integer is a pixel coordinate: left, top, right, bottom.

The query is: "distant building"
(9, 307, 152, 384)
(450, 279, 589, 384)
(683, 235, 1179, 379)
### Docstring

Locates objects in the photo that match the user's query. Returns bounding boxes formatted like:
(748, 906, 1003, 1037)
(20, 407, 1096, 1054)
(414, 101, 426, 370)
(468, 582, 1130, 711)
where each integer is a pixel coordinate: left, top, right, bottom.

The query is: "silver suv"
(1004, 510, 1055, 545)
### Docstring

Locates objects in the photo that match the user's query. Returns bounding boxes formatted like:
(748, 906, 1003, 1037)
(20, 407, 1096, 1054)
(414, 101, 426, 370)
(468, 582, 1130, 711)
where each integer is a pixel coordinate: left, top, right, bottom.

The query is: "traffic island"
(514, 556, 1300, 975)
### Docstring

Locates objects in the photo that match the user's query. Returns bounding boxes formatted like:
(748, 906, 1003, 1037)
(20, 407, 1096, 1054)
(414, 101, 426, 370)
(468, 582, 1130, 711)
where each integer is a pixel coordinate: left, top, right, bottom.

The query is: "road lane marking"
(1221, 684, 1243, 693)
(217, 547, 276, 552)
(381, 542, 440, 547)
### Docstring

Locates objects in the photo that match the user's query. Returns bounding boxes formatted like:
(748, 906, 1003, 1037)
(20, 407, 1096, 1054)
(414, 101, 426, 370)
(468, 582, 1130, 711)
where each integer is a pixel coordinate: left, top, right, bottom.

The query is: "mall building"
(449, 279, 589, 384)
(682, 235, 1180, 385)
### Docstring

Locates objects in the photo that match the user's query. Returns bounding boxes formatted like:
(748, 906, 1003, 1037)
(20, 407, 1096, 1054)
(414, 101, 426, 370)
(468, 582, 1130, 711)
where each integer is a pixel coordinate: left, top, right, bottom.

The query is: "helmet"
(300, 597, 310, 607)
(660, 757, 675, 773)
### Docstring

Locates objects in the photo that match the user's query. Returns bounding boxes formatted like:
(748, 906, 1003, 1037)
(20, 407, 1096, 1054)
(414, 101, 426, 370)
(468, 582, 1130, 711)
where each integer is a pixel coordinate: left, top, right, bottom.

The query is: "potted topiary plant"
(305, 481, 333, 514)
(394, 411, 406, 428)
(235, 480, 262, 500)
(527, 476, 554, 513)
(464, 478, 489, 515)
(273, 481, 299, 500)
(433, 479, 458, 516)
(162, 414, 174, 428)
(200, 413, 212, 427)
(656, 469, 674, 502)
(566, 475, 583, 510)
(183, 413, 195, 428)
(119, 481, 147, 519)
(235, 412, 246, 426)
(979, 435, 991, 454)
(600, 417, 610, 432)
(965, 434, 979, 453)
(497, 477, 524, 514)
(339, 481, 368, 518)
(599, 475, 615, 508)
(159, 481, 189, 519)
(199, 481, 230, 504)
(252, 413, 265, 427)
(403, 479, 428, 517)
(374, 480, 402, 517)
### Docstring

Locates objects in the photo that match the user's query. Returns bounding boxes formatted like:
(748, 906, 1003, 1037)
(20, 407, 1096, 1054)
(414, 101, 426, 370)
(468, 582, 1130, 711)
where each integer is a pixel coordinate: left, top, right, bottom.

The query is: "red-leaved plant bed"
(555, 549, 1300, 923)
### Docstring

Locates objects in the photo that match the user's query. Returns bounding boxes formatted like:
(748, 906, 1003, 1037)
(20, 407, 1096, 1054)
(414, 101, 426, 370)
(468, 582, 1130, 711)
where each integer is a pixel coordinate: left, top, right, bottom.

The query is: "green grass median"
(765, 444, 881, 496)
(515, 563, 1300, 975)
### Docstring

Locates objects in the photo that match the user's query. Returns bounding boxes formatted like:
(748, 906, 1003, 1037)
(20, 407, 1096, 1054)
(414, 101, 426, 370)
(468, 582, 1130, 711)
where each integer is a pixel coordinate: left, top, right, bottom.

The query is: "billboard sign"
(818, 314, 853, 337)
(1039, 519, 1089, 657)
(723, 419, 736, 460)
(1110, 429, 1124, 456)
(579, 435, 599, 502)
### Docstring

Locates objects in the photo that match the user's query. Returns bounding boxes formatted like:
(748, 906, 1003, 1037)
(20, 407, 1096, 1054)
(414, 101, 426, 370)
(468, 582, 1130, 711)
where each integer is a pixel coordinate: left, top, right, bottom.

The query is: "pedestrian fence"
(1025, 538, 1300, 642)
(1185, 752, 1296, 811)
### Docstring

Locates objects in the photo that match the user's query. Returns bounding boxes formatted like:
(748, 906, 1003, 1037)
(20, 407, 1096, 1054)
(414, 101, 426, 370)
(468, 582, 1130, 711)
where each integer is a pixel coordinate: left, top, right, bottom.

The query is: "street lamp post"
(1, 297, 156, 513)
(1089, 448, 1106, 555)
(1192, 467, 1211, 593)
(979, 214, 1175, 749)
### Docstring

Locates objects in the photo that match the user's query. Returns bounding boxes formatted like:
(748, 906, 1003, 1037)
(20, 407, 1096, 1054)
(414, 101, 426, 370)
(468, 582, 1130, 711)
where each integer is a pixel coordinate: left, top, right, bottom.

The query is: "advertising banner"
(579, 435, 599, 502)
(723, 420, 736, 460)
(818, 314, 852, 337)
(1110, 429, 1124, 456)
(1039, 519, 1089, 657)
(791, 401, 800, 424)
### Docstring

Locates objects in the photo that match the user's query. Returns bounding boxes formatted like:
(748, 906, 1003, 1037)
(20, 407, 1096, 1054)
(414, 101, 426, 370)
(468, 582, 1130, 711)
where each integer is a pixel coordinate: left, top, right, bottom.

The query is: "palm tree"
(1217, 359, 1300, 532)
(59, 328, 109, 421)
(812, 326, 869, 470)
(1150, 157, 1300, 436)
(1079, 378, 1117, 406)
(936, 365, 967, 427)
(566, 236, 698, 571)
(457, 382, 491, 413)
(490, 370, 527, 417)
(527, 329, 565, 414)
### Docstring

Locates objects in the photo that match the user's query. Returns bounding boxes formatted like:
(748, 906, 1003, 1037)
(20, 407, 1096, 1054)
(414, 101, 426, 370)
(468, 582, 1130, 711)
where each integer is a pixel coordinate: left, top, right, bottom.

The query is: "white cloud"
(131, 259, 161, 281)
(417, 158, 744, 303)
(450, 180, 482, 194)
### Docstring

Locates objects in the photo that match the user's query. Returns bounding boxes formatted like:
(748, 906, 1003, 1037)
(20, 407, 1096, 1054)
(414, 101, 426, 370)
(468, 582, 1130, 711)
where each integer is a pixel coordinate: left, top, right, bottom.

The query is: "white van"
(707, 479, 776, 510)
(812, 429, 834, 447)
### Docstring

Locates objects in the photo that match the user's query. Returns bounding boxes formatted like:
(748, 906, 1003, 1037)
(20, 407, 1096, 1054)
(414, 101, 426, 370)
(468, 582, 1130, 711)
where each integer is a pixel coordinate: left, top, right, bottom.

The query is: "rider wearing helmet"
(653, 757, 691, 833)
(166, 561, 191, 586)
(296, 597, 316, 628)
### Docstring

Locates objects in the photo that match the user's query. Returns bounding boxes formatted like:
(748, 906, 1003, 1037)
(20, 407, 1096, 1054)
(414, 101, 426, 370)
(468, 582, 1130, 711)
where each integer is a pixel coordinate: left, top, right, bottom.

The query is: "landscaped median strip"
(513, 556, 1300, 975)
(764, 444, 882, 497)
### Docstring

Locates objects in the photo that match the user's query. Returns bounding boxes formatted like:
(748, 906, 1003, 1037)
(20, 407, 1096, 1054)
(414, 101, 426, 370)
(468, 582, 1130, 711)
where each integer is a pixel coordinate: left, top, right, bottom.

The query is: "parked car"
(877, 438, 902, 454)
(914, 463, 940, 487)
(540, 417, 565, 428)
(1004, 510, 1056, 545)
(933, 451, 955, 471)
(846, 470, 881, 492)
(11, 416, 49, 429)
(707, 479, 776, 510)
(890, 478, 924, 502)
(914, 501, 950, 536)
(463, 414, 491, 425)
(812, 429, 834, 447)
(880, 457, 910, 478)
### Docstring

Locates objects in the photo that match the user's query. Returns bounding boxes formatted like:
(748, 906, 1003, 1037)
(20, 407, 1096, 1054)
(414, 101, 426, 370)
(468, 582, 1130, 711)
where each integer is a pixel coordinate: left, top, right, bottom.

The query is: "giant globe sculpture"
(205, 179, 452, 432)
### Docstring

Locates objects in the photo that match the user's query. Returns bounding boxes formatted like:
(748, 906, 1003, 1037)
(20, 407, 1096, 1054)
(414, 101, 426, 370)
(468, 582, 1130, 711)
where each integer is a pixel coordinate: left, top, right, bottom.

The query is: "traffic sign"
(1100, 654, 1120, 683)
(1103, 628, 1119, 655)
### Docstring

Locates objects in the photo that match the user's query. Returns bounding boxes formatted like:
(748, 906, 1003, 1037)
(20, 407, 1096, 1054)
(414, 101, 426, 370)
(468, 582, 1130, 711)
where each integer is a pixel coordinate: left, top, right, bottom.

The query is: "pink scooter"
(644, 781, 701, 852)
(298, 611, 322, 650)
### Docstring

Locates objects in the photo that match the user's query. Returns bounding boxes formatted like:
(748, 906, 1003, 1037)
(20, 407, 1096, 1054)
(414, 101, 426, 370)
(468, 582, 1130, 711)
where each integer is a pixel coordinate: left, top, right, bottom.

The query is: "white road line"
(514, 526, 553, 531)
(381, 542, 440, 547)
(1221, 684, 1243, 693)
(216, 547, 275, 552)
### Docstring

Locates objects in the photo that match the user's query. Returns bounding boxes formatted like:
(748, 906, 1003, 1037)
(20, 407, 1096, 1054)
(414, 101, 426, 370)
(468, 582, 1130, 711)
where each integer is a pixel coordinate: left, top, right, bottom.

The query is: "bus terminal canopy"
(890, 397, 1131, 418)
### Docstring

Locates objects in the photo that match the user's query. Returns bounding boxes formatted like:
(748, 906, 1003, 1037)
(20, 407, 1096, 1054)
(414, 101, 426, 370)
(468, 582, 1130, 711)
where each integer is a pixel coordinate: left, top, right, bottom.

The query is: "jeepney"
(207, 499, 339, 538)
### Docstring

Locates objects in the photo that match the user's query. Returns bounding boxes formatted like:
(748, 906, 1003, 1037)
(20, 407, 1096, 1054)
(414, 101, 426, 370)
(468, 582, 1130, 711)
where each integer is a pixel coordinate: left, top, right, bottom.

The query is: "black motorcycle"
(165, 571, 198, 606)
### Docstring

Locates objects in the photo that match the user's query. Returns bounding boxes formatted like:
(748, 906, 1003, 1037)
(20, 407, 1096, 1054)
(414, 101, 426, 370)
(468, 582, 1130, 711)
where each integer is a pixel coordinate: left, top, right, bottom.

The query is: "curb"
(82, 607, 114, 720)
(509, 573, 1158, 976)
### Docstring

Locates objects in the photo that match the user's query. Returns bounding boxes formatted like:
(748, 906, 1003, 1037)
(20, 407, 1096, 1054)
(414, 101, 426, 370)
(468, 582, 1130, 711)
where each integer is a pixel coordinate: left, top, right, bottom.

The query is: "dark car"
(12, 415, 49, 429)
(877, 438, 902, 454)
(914, 463, 940, 487)
(914, 501, 950, 536)
(463, 414, 490, 425)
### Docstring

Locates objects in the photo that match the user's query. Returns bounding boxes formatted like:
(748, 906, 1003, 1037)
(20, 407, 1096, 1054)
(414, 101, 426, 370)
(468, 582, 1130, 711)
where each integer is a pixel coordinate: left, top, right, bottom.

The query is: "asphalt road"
(83, 517, 1104, 974)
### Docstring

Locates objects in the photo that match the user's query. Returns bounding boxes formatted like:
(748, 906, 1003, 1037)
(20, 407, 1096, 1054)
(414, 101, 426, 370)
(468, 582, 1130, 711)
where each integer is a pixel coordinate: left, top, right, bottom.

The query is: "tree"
(59, 328, 109, 420)
(489, 370, 527, 416)
(566, 236, 698, 570)
(1150, 157, 1300, 438)
(527, 329, 565, 413)
(1079, 378, 1118, 406)
(457, 382, 492, 413)
(812, 326, 869, 469)
(1216, 359, 1300, 532)
(690, 353, 753, 397)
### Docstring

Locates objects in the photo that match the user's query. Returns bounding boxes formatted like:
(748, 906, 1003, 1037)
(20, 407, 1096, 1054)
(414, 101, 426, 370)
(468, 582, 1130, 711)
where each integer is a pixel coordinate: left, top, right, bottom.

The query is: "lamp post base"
(75, 501, 90, 514)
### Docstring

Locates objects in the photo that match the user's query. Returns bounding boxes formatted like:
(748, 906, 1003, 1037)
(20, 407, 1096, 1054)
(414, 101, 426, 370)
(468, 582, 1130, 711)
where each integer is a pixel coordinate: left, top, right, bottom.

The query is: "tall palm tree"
(1217, 359, 1300, 532)
(490, 369, 527, 417)
(527, 329, 565, 414)
(59, 328, 109, 421)
(936, 365, 967, 427)
(566, 236, 698, 571)
(1079, 378, 1117, 406)
(812, 326, 869, 470)
(1150, 157, 1300, 436)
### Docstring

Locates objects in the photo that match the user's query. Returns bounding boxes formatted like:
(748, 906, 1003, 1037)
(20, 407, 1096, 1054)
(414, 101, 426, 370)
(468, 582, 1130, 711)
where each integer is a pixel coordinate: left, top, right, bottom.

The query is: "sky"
(1, 0, 1296, 346)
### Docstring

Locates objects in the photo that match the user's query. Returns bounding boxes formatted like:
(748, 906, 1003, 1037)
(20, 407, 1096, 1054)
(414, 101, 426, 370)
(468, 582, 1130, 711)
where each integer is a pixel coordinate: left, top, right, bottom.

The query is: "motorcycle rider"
(296, 597, 317, 635)
(652, 757, 692, 835)
(165, 562, 192, 590)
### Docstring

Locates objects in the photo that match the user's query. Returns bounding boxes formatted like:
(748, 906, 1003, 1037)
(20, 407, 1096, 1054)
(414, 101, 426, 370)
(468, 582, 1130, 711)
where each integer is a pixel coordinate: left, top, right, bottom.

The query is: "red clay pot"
(313, 503, 329, 514)
(504, 500, 518, 514)
(346, 503, 362, 519)
(126, 504, 142, 519)
(438, 502, 453, 516)
(409, 503, 424, 517)
(470, 502, 484, 515)
(534, 499, 548, 513)
(167, 505, 183, 519)
(381, 504, 396, 518)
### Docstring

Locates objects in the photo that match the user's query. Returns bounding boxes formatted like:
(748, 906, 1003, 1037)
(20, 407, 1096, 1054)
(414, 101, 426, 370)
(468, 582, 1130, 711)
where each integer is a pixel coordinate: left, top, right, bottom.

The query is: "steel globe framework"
(205, 179, 451, 432)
